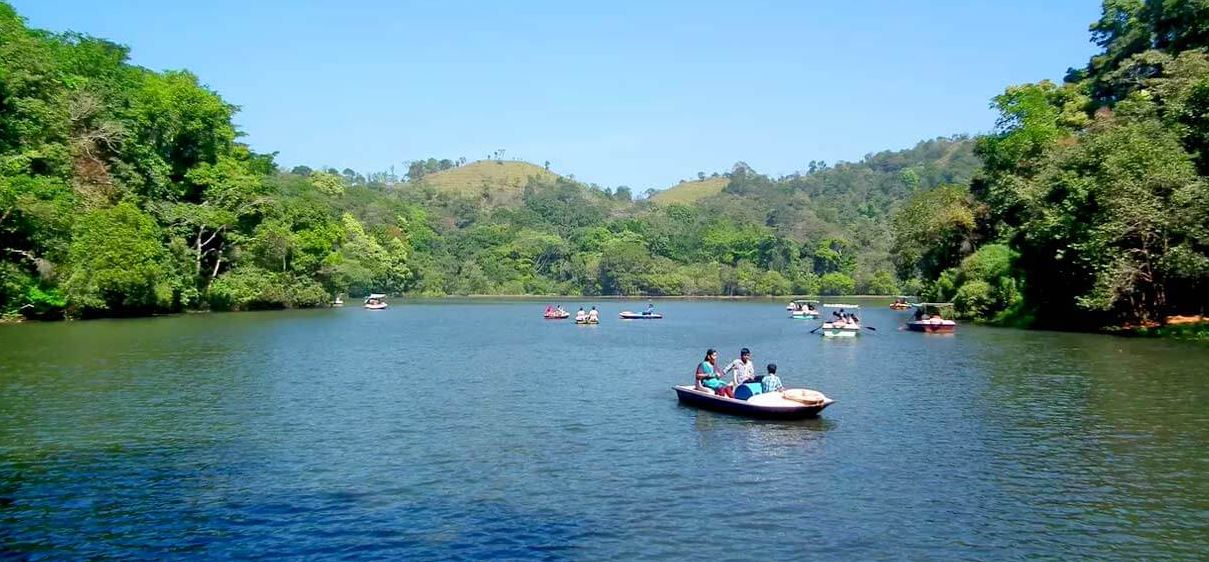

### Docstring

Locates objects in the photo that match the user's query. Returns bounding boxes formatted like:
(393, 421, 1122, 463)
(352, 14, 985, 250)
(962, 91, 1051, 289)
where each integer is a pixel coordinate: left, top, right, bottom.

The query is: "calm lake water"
(1, 299, 1207, 560)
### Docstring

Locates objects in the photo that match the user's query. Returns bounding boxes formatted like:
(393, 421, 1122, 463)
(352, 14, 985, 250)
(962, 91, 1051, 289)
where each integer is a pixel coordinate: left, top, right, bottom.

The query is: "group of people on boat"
(830, 309, 860, 326)
(693, 348, 784, 398)
(913, 307, 944, 321)
(544, 305, 567, 316)
(575, 306, 600, 323)
(788, 301, 817, 313)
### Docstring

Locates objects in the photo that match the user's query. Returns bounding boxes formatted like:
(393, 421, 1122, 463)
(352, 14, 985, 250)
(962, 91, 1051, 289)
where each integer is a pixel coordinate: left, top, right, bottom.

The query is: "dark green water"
(1, 299, 1207, 560)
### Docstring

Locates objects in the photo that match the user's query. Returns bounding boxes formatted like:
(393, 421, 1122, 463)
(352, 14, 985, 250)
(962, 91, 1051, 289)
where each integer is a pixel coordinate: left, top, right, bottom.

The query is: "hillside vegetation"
(414, 160, 561, 203)
(0, 0, 985, 321)
(7, 0, 1199, 333)
(651, 176, 728, 204)
(894, 0, 1209, 330)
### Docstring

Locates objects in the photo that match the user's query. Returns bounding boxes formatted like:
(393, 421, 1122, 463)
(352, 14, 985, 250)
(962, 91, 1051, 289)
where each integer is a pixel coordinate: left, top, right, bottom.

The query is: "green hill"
(414, 160, 561, 201)
(650, 176, 728, 204)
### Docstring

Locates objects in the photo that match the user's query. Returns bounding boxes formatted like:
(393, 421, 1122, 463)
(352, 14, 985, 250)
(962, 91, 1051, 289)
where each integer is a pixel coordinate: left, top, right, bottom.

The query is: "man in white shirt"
(725, 348, 755, 386)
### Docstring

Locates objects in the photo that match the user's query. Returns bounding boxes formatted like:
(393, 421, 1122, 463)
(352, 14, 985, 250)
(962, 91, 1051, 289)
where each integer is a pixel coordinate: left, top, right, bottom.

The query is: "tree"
(818, 272, 855, 296)
(812, 238, 856, 276)
(64, 202, 176, 314)
(891, 184, 979, 281)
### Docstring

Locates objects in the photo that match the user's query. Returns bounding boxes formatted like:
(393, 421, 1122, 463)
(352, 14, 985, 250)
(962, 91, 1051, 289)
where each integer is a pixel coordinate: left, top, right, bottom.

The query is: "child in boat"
(695, 349, 733, 397)
(724, 347, 756, 386)
(762, 363, 784, 393)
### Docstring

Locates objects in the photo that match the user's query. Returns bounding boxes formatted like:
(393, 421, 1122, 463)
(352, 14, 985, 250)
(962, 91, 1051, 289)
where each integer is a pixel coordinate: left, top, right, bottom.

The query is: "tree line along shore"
(1, 1, 1206, 337)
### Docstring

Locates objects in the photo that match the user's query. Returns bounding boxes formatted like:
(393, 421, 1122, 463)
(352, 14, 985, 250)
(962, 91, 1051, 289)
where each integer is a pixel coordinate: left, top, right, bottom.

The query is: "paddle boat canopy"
(364, 293, 388, 310)
(788, 299, 820, 319)
(907, 302, 957, 333)
(674, 385, 833, 419)
(818, 304, 861, 337)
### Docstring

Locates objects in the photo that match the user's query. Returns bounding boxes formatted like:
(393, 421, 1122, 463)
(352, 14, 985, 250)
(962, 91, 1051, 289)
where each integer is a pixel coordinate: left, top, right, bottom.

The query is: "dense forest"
(4, 0, 1206, 331)
(0, 1, 979, 320)
(893, 0, 1209, 330)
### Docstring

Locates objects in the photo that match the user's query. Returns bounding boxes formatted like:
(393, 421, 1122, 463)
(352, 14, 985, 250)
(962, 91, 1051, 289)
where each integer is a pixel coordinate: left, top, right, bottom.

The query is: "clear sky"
(13, 1, 1102, 190)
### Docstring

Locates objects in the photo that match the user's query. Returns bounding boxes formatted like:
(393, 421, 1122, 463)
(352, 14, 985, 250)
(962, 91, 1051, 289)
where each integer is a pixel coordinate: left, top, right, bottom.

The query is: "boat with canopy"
(818, 304, 861, 337)
(907, 303, 957, 333)
(787, 299, 820, 319)
(890, 296, 913, 310)
(363, 294, 388, 310)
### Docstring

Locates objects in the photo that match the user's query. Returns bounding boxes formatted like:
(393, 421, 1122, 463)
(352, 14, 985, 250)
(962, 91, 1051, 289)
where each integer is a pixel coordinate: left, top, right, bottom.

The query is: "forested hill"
(0, 0, 978, 320)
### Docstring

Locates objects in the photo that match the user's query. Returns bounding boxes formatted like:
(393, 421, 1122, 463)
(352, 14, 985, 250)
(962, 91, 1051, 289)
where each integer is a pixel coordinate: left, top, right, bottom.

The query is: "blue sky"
(13, 1, 1102, 190)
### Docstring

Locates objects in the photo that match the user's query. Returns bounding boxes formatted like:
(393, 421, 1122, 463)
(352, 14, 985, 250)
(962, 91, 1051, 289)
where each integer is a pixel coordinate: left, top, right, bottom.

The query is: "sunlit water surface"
(2, 299, 1207, 560)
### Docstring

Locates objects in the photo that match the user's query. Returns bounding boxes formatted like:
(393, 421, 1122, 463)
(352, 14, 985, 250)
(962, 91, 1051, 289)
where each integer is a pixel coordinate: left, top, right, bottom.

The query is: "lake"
(2, 299, 1207, 560)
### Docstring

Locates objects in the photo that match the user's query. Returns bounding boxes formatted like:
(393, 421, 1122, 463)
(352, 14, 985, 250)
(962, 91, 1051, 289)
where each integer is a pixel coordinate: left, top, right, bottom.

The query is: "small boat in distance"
(619, 311, 662, 319)
(331, 295, 344, 307)
(907, 302, 957, 333)
(364, 294, 388, 310)
(788, 299, 820, 319)
(674, 385, 833, 419)
(890, 296, 912, 310)
(544, 306, 570, 319)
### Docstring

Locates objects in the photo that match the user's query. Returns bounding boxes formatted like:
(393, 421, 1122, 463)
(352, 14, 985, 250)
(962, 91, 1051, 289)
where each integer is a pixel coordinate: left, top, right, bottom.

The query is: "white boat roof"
(916, 302, 954, 307)
(366, 293, 387, 299)
(823, 304, 860, 309)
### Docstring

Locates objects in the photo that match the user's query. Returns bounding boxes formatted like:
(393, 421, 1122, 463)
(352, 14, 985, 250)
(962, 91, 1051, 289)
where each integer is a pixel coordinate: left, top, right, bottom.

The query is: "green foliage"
(818, 272, 856, 296)
(207, 267, 327, 311)
(863, 270, 900, 295)
(899, 0, 1209, 330)
(891, 183, 978, 281)
(754, 269, 792, 296)
(64, 202, 177, 314)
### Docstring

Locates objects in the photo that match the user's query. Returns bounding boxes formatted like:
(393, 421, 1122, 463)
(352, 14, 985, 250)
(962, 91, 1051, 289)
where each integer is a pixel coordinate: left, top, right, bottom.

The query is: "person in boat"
(913, 307, 924, 321)
(644, 302, 655, 315)
(695, 349, 733, 397)
(545, 305, 554, 315)
(761, 363, 784, 393)
(575, 307, 587, 322)
(724, 347, 756, 386)
(587, 306, 599, 322)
